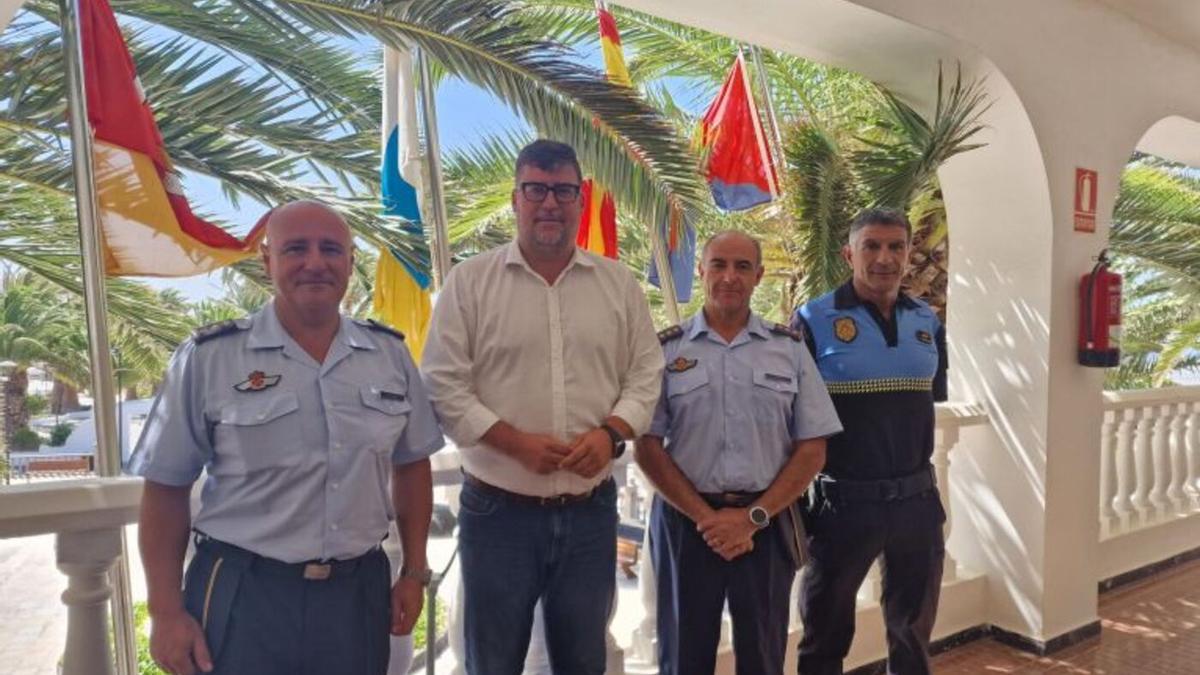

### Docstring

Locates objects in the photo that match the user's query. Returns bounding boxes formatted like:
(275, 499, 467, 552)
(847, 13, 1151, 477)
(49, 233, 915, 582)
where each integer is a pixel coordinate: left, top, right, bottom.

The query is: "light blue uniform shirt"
(647, 312, 842, 493)
(129, 303, 444, 563)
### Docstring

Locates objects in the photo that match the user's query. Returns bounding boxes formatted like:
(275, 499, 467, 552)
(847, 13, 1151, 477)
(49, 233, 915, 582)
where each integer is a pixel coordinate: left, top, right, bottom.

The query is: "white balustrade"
(1100, 387, 1200, 538)
(0, 477, 142, 675)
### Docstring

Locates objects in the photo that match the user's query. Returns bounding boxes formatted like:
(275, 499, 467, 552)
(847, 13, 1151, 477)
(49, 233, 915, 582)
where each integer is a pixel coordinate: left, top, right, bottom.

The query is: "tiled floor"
(931, 557, 1200, 674)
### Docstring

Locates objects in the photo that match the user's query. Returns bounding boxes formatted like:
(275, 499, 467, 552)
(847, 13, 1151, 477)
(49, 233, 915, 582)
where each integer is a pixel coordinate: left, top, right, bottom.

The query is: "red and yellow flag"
(576, 2, 629, 260)
(697, 51, 780, 212)
(81, 0, 264, 277)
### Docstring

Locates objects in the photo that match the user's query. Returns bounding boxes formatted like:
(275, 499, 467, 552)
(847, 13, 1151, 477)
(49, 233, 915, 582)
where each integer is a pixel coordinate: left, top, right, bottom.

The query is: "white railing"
(1099, 387, 1200, 539)
(0, 477, 142, 675)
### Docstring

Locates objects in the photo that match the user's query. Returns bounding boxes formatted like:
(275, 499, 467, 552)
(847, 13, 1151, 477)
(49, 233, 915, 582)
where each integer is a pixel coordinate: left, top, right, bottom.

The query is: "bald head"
(701, 230, 762, 268)
(261, 200, 354, 324)
(264, 200, 351, 246)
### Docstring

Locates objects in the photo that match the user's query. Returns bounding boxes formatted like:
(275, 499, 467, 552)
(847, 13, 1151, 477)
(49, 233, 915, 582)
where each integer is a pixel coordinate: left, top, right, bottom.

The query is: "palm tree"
(0, 273, 74, 445)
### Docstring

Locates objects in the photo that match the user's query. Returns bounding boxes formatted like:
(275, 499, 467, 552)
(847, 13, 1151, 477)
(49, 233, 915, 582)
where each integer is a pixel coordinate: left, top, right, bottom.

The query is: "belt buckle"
(880, 480, 901, 501)
(303, 563, 332, 581)
(541, 494, 568, 507)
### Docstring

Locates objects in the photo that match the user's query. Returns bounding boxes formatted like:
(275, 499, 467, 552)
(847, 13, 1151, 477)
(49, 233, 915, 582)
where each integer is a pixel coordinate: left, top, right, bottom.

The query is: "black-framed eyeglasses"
(519, 181, 581, 204)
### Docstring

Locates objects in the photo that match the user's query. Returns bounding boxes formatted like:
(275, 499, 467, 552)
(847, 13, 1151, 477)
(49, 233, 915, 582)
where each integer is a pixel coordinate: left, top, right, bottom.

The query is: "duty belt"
(816, 466, 936, 503)
(193, 532, 379, 582)
(463, 471, 612, 507)
(698, 490, 764, 508)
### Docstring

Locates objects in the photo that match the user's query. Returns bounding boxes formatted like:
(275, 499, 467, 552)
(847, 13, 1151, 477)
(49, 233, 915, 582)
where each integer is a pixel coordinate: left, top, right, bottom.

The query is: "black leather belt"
(698, 490, 764, 508)
(193, 532, 379, 582)
(463, 471, 612, 507)
(816, 466, 936, 503)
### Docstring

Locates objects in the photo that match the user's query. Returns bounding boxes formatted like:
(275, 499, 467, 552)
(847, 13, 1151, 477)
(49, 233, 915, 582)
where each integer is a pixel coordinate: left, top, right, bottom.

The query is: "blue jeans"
(458, 478, 618, 675)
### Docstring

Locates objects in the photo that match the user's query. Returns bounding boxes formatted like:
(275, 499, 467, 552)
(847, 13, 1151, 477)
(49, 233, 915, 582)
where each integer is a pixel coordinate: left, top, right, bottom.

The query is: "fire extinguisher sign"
(1074, 167, 1098, 233)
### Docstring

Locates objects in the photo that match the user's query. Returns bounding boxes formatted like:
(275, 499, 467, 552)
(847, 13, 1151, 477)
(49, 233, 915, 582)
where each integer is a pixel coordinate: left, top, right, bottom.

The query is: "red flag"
(697, 52, 779, 212)
(81, 0, 264, 276)
(576, 179, 618, 259)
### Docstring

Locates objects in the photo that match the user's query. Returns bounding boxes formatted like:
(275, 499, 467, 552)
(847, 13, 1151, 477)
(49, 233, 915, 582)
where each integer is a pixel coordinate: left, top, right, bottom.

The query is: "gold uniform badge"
(834, 317, 858, 343)
(666, 357, 698, 373)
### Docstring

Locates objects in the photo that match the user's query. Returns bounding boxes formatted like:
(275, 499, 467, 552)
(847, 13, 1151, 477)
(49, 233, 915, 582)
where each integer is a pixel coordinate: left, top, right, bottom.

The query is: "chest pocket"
(752, 369, 797, 423)
(214, 392, 302, 473)
(358, 384, 412, 456)
(666, 367, 710, 398)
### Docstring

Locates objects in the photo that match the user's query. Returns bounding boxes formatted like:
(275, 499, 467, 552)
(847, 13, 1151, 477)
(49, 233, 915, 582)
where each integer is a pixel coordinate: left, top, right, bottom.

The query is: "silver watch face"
(749, 506, 769, 527)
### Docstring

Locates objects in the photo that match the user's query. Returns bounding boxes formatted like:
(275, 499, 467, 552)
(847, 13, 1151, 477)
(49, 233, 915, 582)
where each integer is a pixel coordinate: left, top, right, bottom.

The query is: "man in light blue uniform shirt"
(130, 201, 443, 675)
(636, 231, 842, 675)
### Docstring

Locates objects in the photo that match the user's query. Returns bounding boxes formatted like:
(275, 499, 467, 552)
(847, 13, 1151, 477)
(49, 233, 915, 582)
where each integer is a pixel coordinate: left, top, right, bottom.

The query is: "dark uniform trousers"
(797, 487, 945, 675)
(183, 536, 391, 675)
(651, 496, 796, 675)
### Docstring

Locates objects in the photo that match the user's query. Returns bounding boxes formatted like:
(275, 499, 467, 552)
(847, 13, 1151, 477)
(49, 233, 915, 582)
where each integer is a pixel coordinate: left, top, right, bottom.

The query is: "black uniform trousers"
(797, 489, 945, 675)
(650, 495, 796, 675)
(183, 536, 392, 675)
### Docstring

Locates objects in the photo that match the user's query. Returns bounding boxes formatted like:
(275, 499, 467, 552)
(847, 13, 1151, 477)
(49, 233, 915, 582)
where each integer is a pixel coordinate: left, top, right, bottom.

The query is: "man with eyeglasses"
(422, 139, 663, 674)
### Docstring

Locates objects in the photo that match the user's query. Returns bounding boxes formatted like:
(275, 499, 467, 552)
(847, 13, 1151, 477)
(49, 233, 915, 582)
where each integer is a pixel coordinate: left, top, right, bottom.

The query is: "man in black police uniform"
(791, 208, 948, 675)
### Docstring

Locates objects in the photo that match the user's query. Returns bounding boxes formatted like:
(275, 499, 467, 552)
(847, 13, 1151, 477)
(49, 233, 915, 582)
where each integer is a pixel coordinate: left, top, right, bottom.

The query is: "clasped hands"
(514, 427, 613, 478)
(697, 507, 758, 561)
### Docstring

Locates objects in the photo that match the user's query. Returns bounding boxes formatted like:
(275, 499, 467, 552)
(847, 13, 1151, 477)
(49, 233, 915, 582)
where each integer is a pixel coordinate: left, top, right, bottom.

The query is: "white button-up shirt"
(422, 242, 663, 497)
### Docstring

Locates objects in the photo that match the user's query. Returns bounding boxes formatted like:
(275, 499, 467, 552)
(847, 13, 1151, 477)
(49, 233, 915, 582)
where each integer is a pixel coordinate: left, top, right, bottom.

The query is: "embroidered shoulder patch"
(657, 325, 683, 344)
(665, 357, 698, 373)
(834, 316, 858, 343)
(193, 319, 246, 344)
(360, 319, 405, 341)
(769, 323, 803, 342)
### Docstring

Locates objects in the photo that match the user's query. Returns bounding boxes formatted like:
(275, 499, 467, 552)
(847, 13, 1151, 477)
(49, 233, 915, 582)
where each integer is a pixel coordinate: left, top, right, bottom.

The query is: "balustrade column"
(1186, 403, 1200, 510)
(1149, 405, 1172, 520)
(56, 528, 122, 675)
(1131, 407, 1154, 525)
(932, 425, 959, 580)
(1098, 409, 1118, 538)
(1112, 407, 1137, 531)
(630, 488, 658, 668)
(1168, 403, 1188, 513)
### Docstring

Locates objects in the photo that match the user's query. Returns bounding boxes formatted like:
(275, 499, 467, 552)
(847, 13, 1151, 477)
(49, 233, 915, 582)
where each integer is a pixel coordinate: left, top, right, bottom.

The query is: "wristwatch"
(748, 505, 770, 529)
(600, 422, 627, 459)
(399, 566, 433, 586)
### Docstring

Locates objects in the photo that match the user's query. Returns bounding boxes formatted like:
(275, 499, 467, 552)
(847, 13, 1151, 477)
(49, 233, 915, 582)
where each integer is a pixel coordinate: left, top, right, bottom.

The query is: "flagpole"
(59, 0, 137, 673)
(749, 45, 787, 174)
(416, 48, 453, 289)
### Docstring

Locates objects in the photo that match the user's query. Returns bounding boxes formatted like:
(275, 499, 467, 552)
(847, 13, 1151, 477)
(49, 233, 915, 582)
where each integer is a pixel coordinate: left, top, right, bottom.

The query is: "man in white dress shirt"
(422, 139, 663, 675)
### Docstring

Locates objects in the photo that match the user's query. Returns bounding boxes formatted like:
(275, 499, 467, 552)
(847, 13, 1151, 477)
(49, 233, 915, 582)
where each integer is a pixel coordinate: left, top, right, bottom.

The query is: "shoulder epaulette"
(192, 319, 245, 344)
(657, 325, 683, 344)
(770, 322, 804, 342)
(361, 318, 405, 341)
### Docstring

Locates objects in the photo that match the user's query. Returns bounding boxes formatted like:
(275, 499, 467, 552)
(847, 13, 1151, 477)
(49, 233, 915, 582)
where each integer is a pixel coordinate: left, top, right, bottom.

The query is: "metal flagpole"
(416, 48, 453, 289)
(748, 45, 787, 193)
(59, 0, 137, 672)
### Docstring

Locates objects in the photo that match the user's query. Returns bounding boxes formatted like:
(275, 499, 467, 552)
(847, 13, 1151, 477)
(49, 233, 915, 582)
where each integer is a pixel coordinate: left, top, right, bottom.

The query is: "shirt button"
(371, 387, 379, 395)
(331, 483, 340, 491)
(333, 442, 343, 451)
(257, 413, 266, 421)
(330, 523, 339, 531)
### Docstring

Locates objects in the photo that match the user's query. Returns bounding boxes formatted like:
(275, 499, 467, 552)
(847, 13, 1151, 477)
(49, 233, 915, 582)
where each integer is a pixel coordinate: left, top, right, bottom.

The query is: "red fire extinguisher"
(1078, 249, 1122, 367)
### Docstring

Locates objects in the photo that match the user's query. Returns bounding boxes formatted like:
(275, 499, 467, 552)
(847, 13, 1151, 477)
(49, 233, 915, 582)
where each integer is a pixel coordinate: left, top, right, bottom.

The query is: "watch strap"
(600, 422, 626, 459)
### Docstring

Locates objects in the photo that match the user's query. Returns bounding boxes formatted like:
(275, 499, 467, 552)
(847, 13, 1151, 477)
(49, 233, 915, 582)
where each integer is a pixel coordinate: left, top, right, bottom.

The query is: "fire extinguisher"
(1078, 249, 1122, 367)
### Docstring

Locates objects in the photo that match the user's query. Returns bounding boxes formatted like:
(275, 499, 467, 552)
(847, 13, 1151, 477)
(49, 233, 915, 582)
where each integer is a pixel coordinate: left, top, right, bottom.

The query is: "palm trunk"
(4, 366, 29, 447)
(50, 378, 83, 415)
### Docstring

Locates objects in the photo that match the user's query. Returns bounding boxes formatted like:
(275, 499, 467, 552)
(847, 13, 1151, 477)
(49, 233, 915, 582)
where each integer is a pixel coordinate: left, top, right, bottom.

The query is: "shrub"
(47, 422, 74, 447)
(10, 427, 41, 451)
(26, 393, 48, 418)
